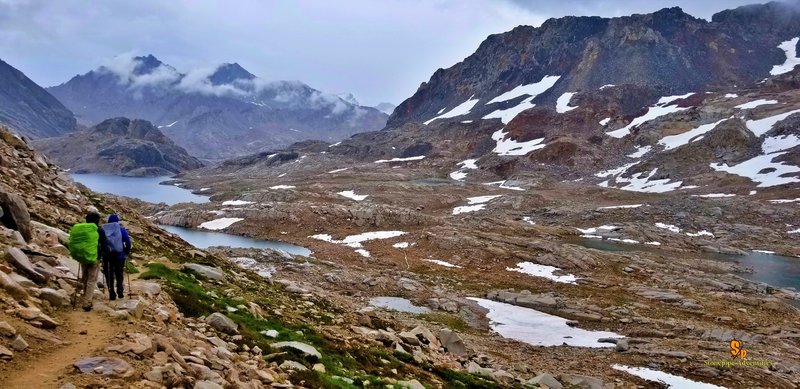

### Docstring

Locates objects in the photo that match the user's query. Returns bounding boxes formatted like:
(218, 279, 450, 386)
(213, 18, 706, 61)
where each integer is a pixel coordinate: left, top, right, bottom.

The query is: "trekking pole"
(126, 260, 133, 297)
(72, 265, 82, 309)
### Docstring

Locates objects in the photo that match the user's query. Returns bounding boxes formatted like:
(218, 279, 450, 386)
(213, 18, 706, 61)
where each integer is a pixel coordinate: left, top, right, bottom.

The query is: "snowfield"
(467, 298, 623, 348)
(269, 185, 296, 189)
(198, 217, 243, 230)
(483, 75, 561, 124)
(310, 231, 406, 248)
(506, 262, 577, 284)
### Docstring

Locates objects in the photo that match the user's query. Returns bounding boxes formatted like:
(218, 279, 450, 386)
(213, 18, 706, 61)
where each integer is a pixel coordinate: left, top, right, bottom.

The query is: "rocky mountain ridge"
(47, 54, 388, 160)
(0, 58, 77, 139)
(388, 3, 800, 127)
(32, 117, 204, 176)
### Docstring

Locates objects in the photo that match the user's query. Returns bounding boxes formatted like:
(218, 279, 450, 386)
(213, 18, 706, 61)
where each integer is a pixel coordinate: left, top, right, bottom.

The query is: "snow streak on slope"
(483, 76, 561, 124)
(771, 37, 800, 75)
(491, 131, 546, 156)
(746, 109, 800, 137)
(424, 95, 480, 125)
(735, 99, 778, 109)
(606, 94, 693, 138)
(658, 118, 731, 151)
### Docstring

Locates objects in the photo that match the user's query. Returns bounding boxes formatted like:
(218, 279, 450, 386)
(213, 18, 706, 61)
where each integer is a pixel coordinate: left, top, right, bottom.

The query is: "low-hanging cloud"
(99, 53, 181, 88)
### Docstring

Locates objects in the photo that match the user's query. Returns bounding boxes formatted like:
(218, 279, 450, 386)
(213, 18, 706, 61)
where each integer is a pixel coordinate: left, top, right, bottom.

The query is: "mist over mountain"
(48, 54, 388, 160)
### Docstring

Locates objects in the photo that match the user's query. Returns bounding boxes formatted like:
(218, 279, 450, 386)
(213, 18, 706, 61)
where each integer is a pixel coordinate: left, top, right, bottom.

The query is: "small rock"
(312, 363, 326, 372)
(193, 381, 223, 389)
(10, 335, 28, 351)
(0, 345, 13, 359)
(615, 339, 629, 352)
(397, 379, 425, 389)
(116, 299, 144, 319)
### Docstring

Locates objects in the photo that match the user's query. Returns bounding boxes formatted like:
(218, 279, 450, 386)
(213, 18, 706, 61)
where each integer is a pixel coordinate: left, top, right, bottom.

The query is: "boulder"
(409, 326, 440, 348)
(31, 221, 69, 244)
(279, 360, 307, 371)
(615, 338, 630, 352)
(136, 282, 162, 297)
(0, 191, 32, 241)
(205, 313, 238, 334)
(438, 328, 468, 356)
(6, 247, 46, 283)
(271, 341, 321, 360)
(39, 287, 70, 307)
(397, 379, 425, 389)
(0, 345, 13, 359)
(183, 263, 224, 281)
(74, 357, 135, 378)
(466, 361, 494, 377)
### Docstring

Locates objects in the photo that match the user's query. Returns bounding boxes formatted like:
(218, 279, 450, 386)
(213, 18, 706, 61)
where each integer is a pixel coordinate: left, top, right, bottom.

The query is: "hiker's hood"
(107, 214, 120, 223)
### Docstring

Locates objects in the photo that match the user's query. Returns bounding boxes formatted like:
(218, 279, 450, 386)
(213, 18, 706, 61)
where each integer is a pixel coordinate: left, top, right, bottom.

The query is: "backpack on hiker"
(102, 222, 124, 254)
(68, 222, 100, 265)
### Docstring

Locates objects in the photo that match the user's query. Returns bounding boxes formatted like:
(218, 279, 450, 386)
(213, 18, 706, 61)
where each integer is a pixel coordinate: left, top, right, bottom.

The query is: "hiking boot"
(117, 291, 124, 299)
(82, 304, 92, 312)
(109, 292, 116, 301)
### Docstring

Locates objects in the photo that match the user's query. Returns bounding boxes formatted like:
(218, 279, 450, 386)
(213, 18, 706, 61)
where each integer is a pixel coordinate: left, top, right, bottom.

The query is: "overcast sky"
(1, 0, 760, 106)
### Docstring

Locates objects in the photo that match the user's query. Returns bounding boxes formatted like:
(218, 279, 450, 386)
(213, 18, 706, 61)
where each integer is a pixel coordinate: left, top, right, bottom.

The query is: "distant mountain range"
(32, 117, 203, 177)
(0, 59, 76, 139)
(47, 55, 388, 160)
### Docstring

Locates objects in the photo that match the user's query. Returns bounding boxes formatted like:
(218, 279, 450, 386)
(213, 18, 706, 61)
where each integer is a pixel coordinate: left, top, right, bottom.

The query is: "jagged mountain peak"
(208, 62, 255, 85)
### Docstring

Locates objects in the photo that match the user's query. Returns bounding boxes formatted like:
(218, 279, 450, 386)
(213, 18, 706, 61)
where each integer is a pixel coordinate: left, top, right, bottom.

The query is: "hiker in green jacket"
(68, 212, 108, 311)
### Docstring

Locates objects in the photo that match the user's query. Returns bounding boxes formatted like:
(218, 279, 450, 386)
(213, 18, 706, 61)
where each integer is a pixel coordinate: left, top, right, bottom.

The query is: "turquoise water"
(569, 238, 800, 290)
(159, 225, 312, 257)
(72, 174, 209, 205)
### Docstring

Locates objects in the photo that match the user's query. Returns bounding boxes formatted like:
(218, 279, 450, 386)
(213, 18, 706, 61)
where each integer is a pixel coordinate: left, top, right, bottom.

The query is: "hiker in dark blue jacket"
(101, 214, 132, 300)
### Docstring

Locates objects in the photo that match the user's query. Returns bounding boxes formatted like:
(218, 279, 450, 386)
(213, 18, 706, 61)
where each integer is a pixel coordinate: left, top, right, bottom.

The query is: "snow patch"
(556, 92, 578, 113)
(626, 145, 651, 158)
(762, 134, 800, 154)
(710, 153, 800, 187)
(769, 198, 800, 203)
(392, 242, 409, 249)
(692, 193, 737, 198)
(735, 99, 778, 110)
(658, 118, 730, 151)
(606, 94, 692, 138)
(424, 95, 480, 125)
(222, 200, 254, 206)
(270, 185, 295, 189)
(599, 117, 611, 126)
(612, 365, 728, 389)
(771, 37, 800, 76)
(328, 168, 349, 173)
(506, 262, 577, 284)
(449, 171, 468, 180)
(753, 249, 776, 254)
(337, 190, 368, 201)
(597, 204, 643, 210)
(158, 120, 179, 129)
(615, 168, 683, 193)
(355, 249, 371, 258)
(491, 130, 546, 156)
(374, 156, 426, 163)
(746, 109, 800, 137)
(483, 76, 561, 124)
(424, 259, 462, 268)
(467, 298, 623, 348)
(655, 223, 681, 233)
(686, 230, 715, 238)
(198, 217, 243, 230)
(231, 257, 275, 279)
(452, 195, 502, 215)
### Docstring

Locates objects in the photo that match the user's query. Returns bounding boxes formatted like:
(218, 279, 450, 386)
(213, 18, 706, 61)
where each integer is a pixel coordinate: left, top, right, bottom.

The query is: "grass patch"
(418, 312, 470, 332)
(433, 368, 505, 389)
(125, 260, 139, 274)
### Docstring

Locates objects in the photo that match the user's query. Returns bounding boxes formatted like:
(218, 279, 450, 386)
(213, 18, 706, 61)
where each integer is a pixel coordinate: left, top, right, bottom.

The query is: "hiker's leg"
(114, 259, 125, 297)
(103, 259, 115, 298)
(81, 263, 99, 309)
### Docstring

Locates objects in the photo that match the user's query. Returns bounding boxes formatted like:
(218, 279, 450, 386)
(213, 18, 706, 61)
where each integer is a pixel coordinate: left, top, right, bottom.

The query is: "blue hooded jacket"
(105, 214, 132, 260)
